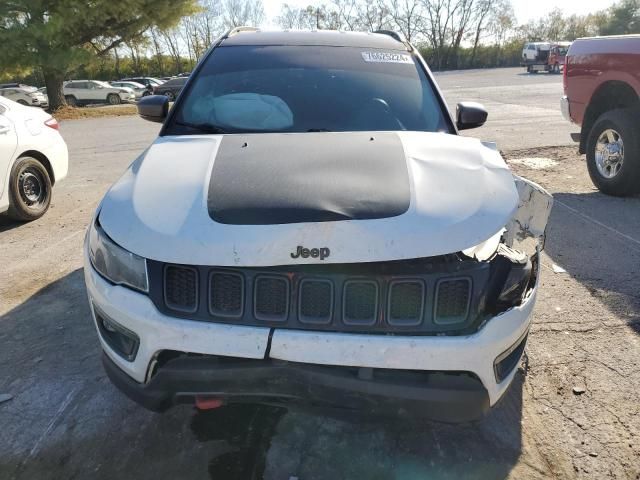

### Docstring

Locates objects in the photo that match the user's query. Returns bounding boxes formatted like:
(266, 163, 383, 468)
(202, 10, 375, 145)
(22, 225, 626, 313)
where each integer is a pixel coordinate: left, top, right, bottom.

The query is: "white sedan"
(0, 97, 68, 221)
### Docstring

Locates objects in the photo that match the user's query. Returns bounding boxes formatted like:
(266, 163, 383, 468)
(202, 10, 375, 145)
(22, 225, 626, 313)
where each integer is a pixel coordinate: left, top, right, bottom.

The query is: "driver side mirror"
(137, 95, 169, 123)
(456, 102, 488, 130)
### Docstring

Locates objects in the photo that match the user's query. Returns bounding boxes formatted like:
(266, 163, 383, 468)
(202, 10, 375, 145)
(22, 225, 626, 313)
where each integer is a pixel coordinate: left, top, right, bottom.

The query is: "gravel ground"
(0, 68, 639, 480)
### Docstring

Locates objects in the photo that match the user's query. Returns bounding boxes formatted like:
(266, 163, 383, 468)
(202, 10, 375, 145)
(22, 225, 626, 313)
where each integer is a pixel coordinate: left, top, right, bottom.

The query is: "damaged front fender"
(503, 176, 554, 256)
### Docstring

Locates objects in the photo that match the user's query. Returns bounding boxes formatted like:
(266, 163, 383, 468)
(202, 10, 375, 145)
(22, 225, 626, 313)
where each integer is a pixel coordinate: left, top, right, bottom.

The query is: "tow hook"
(195, 396, 224, 410)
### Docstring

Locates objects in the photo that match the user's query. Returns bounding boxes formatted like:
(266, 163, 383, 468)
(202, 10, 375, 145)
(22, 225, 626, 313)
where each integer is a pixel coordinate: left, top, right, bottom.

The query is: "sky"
(261, 0, 618, 26)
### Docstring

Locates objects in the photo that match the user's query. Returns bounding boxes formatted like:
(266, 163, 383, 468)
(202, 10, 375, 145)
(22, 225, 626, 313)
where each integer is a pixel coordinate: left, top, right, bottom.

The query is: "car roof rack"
(372, 29, 412, 50)
(224, 26, 260, 38)
(373, 30, 405, 43)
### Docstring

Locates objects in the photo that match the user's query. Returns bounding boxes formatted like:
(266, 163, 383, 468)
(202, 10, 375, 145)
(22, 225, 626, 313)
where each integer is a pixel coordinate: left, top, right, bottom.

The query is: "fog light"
(494, 331, 528, 383)
(93, 305, 140, 361)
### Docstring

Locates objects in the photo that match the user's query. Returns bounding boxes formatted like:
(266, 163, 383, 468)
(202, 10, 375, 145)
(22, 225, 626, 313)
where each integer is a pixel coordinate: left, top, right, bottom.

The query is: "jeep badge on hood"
(290, 246, 330, 260)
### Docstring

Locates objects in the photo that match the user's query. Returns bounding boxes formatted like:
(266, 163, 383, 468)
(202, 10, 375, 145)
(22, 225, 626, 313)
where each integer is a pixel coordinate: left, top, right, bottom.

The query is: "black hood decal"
(208, 132, 411, 225)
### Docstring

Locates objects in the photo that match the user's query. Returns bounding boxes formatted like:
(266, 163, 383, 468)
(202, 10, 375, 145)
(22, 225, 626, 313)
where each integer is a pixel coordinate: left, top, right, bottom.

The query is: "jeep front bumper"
(85, 254, 536, 421)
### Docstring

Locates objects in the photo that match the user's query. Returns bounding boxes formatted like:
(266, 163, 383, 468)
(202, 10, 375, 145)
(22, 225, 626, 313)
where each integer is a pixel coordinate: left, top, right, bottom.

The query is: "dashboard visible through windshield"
(165, 45, 452, 135)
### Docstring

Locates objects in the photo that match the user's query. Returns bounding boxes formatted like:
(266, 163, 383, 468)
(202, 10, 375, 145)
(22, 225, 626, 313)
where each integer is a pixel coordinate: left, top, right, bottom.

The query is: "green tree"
(0, 0, 198, 110)
(600, 0, 640, 35)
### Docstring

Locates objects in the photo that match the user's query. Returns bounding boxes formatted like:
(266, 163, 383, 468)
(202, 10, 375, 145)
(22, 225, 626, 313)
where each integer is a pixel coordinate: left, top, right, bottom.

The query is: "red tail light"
(563, 56, 569, 93)
(44, 117, 59, 130)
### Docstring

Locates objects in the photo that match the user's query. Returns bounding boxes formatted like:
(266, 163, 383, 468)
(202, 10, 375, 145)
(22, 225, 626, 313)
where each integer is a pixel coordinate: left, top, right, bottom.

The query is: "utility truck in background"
(522, 42, 571, 74)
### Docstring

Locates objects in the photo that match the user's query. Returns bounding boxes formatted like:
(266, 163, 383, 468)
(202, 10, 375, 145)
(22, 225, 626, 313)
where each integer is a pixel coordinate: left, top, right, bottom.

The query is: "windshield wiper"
(175, 121, 228, 134)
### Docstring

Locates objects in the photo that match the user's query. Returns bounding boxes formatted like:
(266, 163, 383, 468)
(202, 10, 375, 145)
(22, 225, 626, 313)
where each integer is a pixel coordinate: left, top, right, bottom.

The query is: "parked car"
(37, 87, 48, 105)
(0, 83, 34, 90)
(561, 34, 640, 196)
(85, 28, 552, 423)
(110, 81, 147, 99)
(152, 77, 187, 101)
(63, 80, 135, 106)
(119, 77, 164, 94)
(0, 86, 48, 108)
(0, 97, 68, 220)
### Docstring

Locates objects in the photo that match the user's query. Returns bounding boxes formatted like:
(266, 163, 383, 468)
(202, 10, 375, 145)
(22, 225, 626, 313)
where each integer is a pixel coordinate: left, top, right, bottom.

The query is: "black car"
(153, 77, 187, 101)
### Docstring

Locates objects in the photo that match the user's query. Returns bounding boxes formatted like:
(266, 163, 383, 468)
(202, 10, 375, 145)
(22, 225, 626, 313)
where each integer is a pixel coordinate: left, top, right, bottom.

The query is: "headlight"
(89, 219, 148, 292)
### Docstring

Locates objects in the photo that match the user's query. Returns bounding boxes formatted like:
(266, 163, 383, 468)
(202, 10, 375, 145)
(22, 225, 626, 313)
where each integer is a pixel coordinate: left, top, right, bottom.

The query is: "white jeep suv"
(63, 80, 135, 107)
(84, 29, 552, 422)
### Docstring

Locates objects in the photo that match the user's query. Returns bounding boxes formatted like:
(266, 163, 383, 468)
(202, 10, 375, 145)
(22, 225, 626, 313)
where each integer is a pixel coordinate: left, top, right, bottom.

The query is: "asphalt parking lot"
(1, 67, 639, 480)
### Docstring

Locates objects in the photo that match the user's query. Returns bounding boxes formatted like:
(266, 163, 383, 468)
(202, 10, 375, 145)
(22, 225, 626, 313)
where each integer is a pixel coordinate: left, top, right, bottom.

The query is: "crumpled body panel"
(99, 131, 521, 266)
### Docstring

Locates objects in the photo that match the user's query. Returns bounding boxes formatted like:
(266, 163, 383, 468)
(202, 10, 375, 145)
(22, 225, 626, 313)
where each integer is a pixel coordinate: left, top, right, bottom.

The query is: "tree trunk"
(42, 68, 67, 111)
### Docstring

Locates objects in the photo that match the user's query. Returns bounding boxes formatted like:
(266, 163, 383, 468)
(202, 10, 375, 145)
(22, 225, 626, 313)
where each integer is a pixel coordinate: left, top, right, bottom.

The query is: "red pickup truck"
(562, 35, 640, 196)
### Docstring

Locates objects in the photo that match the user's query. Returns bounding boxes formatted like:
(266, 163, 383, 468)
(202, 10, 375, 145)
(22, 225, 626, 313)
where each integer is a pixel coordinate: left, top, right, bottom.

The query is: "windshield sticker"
(361, 51, 412, 64)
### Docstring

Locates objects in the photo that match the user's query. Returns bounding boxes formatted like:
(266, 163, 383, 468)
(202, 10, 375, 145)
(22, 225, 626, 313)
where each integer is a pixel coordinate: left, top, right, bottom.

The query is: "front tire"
(107, 93, 121, 105)
(7, 157, 52, 221)
(164, 91, 175, 101)
(65, 95, 77, 107)
(17, 99, 29, 106)
(586, 108, 640, 197)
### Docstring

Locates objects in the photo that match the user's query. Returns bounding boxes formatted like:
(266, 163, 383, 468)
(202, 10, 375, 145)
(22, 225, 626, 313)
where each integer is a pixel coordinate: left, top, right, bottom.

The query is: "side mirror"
(456, 102, 488, 130)
(137, 95, 168, 123)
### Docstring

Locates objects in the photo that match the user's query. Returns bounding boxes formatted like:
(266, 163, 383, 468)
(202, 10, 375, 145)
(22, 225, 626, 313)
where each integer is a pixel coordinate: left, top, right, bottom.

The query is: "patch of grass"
(52, 104, 137, 121)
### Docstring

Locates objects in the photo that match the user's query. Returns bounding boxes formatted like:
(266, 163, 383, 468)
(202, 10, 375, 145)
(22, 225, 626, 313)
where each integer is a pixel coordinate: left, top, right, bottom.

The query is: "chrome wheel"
(595, 129, 624, 178)
(19, 167, 47, 208)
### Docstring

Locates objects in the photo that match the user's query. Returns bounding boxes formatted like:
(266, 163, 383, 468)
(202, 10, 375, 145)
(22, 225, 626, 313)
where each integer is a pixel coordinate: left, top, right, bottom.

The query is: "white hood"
(99, 131, 519, 266)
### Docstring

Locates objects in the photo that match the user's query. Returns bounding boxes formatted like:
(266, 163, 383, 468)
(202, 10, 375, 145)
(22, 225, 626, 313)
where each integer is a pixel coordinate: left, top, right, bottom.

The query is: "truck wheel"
(586, 108, 640, 197)
(7, 156, 52, 221)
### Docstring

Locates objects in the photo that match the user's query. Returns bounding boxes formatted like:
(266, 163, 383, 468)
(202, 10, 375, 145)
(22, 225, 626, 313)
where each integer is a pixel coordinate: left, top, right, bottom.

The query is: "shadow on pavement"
(543, 191, 640, 333)
(0, 216, 26, 233)
(1, 268, 529, 480)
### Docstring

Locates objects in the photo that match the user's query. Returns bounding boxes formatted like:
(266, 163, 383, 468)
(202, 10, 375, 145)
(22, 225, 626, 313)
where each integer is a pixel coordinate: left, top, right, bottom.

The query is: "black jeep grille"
(209, 272, 243, 317)
(164, 265, 198, 312)
(153, 259, 484, 334)
(343, 281, 378, 324)
(299, 280, 333, 324)
(435, 278, 471, 324)
(388, 281, 424, 325)
(254, 276, 289, 321)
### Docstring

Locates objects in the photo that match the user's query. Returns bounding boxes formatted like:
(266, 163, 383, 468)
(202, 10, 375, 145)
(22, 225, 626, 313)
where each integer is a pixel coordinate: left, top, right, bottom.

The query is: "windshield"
(165, 45, 451, 135)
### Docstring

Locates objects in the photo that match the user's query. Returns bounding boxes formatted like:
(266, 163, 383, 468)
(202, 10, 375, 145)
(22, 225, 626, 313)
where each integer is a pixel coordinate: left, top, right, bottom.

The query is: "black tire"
(142, 90, 151, 97)
(17, 99, 29, 106)
(7, 157, 52, 221)
(65, 95, 77, 107)
(107, 93, 121, 105)
(164, 91, 175, 101)
(586, 108, 640, 197)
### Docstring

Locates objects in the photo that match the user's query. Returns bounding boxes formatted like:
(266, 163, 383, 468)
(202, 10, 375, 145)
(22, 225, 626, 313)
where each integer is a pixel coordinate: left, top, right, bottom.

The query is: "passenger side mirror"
(137, 95, 169, 123)
(456, 102, 488, 130)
